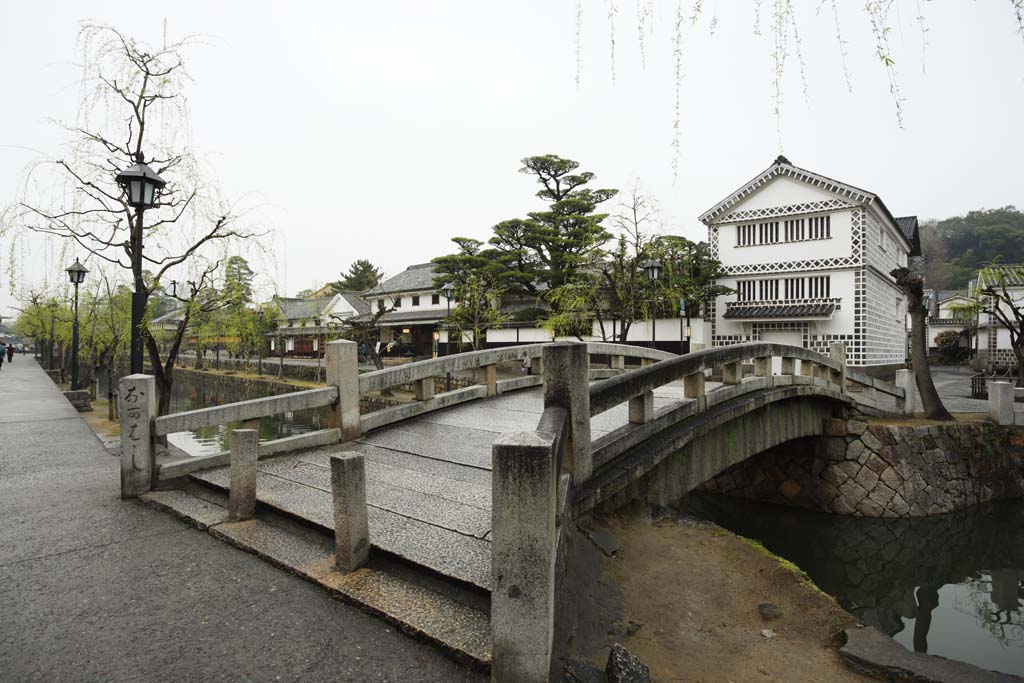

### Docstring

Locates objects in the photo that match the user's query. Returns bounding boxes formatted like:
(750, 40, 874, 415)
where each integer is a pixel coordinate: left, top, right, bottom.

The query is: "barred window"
(739, 214, 830, 246)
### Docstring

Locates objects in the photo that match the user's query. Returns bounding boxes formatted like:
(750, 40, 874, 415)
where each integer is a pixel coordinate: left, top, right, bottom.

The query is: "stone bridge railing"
(118, 339, 676, 498)
(489, 341, 911, 682)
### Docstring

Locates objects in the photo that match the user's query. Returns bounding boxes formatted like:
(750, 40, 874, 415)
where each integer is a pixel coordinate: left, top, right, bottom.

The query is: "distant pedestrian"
(0, 350, 5, 372)
(6, 344, 14, 362)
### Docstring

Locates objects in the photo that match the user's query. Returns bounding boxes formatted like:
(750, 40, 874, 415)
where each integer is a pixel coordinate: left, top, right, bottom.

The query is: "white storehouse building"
(699, 156, 920, 370)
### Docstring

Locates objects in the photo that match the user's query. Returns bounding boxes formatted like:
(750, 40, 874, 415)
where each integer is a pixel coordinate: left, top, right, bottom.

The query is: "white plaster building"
(699, 156, 919, 368)
(270, 292, 368, 357)
(972, 265, 1024, 370)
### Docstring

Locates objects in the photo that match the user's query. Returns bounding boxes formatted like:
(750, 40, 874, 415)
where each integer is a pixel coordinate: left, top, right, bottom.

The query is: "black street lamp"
(257, 309, 264, 376)
(116, 152, 166, 374)
(66, 258, 88, 390)
(441, 282, 455, 392)
(441, 282, 455, 357)
(642, 259, 662, 351)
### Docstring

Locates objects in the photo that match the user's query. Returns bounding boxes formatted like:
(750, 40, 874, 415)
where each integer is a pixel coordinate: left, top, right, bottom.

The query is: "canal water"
(682, 492, 1024, 677)
(164, 372, 327, 456)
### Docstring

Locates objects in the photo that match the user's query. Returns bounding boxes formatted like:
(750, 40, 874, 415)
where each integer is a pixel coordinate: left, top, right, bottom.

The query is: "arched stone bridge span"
(122, 340, 909, 680)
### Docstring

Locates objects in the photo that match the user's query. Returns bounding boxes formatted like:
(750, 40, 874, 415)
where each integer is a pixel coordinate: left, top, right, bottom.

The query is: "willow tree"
(1, 25, 262, 413)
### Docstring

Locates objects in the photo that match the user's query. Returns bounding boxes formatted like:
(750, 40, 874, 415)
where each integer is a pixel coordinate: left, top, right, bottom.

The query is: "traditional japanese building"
(361, 263, 449, 359)
(973, 265, 1024, 370)
(699, 156, 920, 369)
(270, 291, 368, 357)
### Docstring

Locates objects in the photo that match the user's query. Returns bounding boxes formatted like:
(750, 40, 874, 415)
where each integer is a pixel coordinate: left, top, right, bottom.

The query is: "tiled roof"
(723, 303, 836, 320)
(277, 296, 333, 321)
(894, 216, 922, 257)
(977, 264, 1024, 289)
(364, 263, 438, 296)
(936, 290, 968, 303)
(357, 309, 446, 325)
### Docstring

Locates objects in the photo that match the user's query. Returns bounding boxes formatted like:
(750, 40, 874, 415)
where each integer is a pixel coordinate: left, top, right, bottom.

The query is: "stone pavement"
(0, 358, 483, 683)
(913, 365, 990, 413)
(190, 381, 695, 591)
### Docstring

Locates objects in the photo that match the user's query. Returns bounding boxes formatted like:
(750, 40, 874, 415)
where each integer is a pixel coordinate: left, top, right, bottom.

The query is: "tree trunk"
(106, 363, 115, 422)
(910, 308, 952, 419)
(892, 267, 953, 420)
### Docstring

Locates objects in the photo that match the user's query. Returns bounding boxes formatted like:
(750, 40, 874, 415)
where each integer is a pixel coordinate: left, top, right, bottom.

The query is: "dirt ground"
(572, 506, 876, 683)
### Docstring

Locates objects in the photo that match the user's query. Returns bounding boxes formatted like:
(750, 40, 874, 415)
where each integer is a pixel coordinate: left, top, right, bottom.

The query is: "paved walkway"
(0, 358, 482, 683)
(914, 366, 990, 413)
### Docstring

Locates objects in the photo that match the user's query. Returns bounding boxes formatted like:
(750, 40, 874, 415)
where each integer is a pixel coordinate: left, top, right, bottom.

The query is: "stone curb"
(142, 485, 492, 671)
(840, 626, 1024, 683)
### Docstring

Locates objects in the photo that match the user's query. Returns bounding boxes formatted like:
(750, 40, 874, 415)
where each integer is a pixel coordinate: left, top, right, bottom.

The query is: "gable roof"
(364, 263, 438, 296)
(334, 290, 370, 316)
(976, 264, 1024, 290)
(276, 296, 333, 320)
(699, 156, 914, 252)
(894, 216, 922, 257)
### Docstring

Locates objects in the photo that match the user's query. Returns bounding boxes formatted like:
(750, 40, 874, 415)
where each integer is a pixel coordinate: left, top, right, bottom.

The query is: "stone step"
(140, 485, 491, 670)
(190, 457, 493, 590)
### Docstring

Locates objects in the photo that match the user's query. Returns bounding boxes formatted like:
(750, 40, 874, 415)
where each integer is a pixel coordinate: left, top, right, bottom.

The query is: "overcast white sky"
(2, 1, 1022, 319)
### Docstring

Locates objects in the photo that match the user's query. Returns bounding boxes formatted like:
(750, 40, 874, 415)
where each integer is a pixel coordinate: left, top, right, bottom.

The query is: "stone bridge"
(119, 340, 911, 681)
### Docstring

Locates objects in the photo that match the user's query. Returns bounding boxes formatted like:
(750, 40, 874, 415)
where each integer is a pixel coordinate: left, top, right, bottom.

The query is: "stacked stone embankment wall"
(704, 420, 1024, 517)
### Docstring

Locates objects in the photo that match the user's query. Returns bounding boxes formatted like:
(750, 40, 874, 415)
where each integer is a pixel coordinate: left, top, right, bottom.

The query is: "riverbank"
(572, 505, 875, 682)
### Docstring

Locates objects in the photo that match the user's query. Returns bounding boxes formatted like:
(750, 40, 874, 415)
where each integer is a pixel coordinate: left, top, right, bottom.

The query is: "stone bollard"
(896, 369, 917, 415)
(228, 429, 259, 521)
(118, 374, 156, 499)
(491, 429, 558, 683)
(543, 342, 592, 482)
(330, 452, 370, 572)
(989, 381, 1014, 426)
(325, 340, 361, 442)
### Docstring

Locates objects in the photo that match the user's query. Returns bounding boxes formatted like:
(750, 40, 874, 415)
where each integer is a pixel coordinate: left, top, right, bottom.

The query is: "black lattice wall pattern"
(718, 207, 864, 276)
(861, 211, 908, 366)
(713, 198, 855, 224)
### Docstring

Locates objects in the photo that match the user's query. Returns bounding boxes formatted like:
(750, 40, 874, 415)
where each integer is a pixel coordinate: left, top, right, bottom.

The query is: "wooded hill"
(920, 206, 1024, 290)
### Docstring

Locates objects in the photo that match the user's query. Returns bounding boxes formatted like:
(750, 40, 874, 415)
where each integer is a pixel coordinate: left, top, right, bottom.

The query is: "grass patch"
(738, 535, 826, 595)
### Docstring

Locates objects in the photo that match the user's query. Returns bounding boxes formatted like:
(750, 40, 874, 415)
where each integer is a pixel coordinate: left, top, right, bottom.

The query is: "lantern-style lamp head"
(116, 152, 167, 209)
(641, 258, 662, 281)
(441, 282, 455, 301)
(66, 258, 88, 285)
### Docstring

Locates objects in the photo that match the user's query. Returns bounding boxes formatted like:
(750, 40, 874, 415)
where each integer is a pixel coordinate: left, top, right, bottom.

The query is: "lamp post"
(115, 152, 167, 375)
(257, 309, 264, 376)
(641, 258, 662, 351)
(66, 258, 88, 390)
(441, 282, 455, 392)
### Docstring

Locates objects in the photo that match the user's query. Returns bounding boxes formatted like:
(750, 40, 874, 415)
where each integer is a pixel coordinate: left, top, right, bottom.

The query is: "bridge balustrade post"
(754, 356, 771, 378)
(830, 343, 847, 394)
(414, 377, 434, 401)
(781, 357, 796, 375)
(896, 369, 917, 415)
(484, 364, 498, 397)
(491, 430, 557, 683)
(529, 355, 543, 376)
(119, 374, 156, 499)
(609, 355, 625, 370)
(543, 342, 592, 482)
(683, 372, 706, 410)
(330, 452, 370, 572)
(799, 358, 814, 381)
(629, 391, 654, 424)
(228, 429, 259, 521)
(722, 361, 742, 385)
(325, 340, 361, 442)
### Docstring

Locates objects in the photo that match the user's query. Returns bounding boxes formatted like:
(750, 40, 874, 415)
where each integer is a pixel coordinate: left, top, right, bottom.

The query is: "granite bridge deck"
(189, 383, 697, 590)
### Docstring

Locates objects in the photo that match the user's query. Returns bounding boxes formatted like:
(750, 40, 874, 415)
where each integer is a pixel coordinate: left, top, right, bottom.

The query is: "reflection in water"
(165, 373, 327, 456)
(681, 493, 1024, 676)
